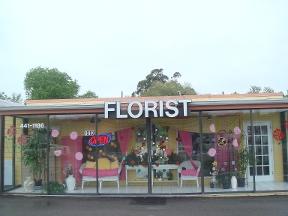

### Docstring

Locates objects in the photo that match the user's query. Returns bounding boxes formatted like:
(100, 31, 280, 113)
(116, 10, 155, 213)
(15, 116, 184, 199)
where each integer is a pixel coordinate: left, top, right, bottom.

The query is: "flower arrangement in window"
(153, 140, 169, 165)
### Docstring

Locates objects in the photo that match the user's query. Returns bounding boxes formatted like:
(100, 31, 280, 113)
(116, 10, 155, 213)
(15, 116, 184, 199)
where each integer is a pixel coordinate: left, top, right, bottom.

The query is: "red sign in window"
(88, 133, 112, 147)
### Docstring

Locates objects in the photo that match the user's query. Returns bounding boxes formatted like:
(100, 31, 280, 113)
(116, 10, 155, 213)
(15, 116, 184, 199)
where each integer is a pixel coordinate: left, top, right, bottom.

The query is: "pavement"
(0, 194, 288, 216)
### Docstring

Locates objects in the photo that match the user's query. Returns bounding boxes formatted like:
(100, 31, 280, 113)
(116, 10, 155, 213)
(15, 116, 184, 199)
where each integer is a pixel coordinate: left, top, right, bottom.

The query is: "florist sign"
(104, 100, 192, 119)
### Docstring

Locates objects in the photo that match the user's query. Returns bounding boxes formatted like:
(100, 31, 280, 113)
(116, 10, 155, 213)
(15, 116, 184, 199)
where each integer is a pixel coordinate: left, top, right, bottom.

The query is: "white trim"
(243, 121, 274, 182)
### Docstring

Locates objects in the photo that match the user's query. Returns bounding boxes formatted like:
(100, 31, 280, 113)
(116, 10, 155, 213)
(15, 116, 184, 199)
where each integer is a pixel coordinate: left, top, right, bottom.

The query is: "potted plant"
(23, 129, 49, 189)
(218, 170, 231, 189)
(237, 146, 249, 187)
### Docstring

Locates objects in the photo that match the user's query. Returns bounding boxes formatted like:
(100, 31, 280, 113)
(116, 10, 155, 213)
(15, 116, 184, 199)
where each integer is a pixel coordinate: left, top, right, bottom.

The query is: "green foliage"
(263, 87, 275, 93)
(22, 129, 48, 181)
(248, 86, 262, 94)
(134, 69, 196, 96)
(47, 181, 65, 194)
(135, 68, 169, 95)
(142, 80, 196, 96)
(0, 91, 22, 103)
(248, 86, 275, 94)
(24, 67, 79, 99)
(237, 146, 249, 178)
(78, 90, 98, 98)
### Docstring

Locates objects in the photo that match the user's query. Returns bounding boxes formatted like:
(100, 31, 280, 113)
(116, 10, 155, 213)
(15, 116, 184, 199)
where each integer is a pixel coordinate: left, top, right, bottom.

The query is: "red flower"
(6, 126, 16, 137)
(17, 134, 27, 145)
(273, 128, 285, 143)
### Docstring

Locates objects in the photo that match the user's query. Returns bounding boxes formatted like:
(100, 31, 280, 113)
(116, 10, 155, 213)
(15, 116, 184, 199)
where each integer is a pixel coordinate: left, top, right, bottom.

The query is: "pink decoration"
(75, 152, 83, 161)
(179, 131, 193, 158)
(70, 131, 78, 140)
(54, 150, 62, 157)
(61, 136, 82, 184)
(117, 128, 133, 180)
(232, 138, 239, 148)
(209, 124, 216, 133)
(208, 148, 216, 157)
(165, 148, 172, 156)
(51, 129, 59, 138)
(233, 127, 241, 135)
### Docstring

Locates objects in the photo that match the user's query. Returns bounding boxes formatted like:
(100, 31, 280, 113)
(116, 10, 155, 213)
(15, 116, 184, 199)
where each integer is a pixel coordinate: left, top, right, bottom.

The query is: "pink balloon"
(209, 124, 216, 133)
(51, 129, 59, 138)
(54, 150, 62, 157)
(234, 127, 241, 135)
(232, 138, 239, 148)
(208, 148, 216, 157)
(75, 152, 83, 161)
(70, 131, 78, 140)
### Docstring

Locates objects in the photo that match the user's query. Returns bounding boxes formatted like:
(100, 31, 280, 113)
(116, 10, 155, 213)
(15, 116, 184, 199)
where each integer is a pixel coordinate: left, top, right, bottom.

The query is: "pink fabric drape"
(61, 136, 82, 184)
(117, 128, 132, 180)
(117, 128, 132, 154)
(179, 131, 193, 158)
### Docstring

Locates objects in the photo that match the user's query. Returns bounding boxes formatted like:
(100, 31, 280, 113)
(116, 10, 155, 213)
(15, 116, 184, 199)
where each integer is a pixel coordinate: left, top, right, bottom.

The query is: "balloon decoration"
(208, 148, 216, 157)
(232, 138, 239, 148)
(51, 129, 59, 138)
(70, 131, 78, 140)
(54, 150, 62, 157)
(75, 152, 83, 161)
(209, 123, 216, 133)
(273, 128, 285, 144)
(233, 127, 241, 135)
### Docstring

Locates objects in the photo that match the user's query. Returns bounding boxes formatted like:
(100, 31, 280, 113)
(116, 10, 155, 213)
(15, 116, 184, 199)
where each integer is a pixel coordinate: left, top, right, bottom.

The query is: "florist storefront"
(1, 93, 288, 195)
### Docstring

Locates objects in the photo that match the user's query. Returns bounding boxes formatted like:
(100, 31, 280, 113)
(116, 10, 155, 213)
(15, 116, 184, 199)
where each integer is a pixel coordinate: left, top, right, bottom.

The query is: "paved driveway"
(0, 195, 287, 216)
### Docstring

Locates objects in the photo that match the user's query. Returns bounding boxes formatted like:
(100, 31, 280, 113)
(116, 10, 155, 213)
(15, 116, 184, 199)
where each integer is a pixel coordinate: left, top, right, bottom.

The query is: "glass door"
(245, 122, 274, 182)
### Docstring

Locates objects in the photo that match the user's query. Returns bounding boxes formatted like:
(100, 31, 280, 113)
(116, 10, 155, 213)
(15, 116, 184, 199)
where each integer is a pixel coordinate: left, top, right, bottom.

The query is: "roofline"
(25, 93, 284, 105)
(1, 98, 288, 115)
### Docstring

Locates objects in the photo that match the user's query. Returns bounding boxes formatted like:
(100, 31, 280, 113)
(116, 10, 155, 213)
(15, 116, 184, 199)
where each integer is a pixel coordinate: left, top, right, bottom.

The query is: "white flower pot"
(65, 175, 76, 191)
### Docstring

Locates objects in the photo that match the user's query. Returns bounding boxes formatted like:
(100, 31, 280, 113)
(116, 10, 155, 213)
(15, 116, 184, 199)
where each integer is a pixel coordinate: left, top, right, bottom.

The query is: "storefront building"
(1, 93, 288, 195)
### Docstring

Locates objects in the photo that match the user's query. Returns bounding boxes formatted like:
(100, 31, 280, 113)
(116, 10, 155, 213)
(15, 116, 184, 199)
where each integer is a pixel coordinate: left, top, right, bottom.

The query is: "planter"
(210, 182, 216, 188)
(222, 181, 231, 189)
(237, 177, 246, 187)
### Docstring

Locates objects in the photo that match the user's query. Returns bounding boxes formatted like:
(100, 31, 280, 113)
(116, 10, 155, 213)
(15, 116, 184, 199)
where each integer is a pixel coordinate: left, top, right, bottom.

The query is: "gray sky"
(1, 0, 287, 99)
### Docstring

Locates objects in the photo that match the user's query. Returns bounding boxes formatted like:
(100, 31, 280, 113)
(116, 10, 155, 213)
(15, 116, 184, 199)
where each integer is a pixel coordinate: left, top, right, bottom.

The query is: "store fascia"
(104, 99, 192, 119)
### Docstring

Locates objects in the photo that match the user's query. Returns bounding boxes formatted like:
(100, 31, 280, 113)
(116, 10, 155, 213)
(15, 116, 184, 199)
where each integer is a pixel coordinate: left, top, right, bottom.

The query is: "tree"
(171, 72, 181, 80)
(248, 86, 262, 94)
(134, 69, 196, 96)
(24, 67, 79, 99)
(135, 69, 169, 95)
(263, 87, 275, 93)
(78, 90, 98, 98)
(0, 91, 22, 103)
(248, 86, 275, 94)
(142, 81, 196, 96)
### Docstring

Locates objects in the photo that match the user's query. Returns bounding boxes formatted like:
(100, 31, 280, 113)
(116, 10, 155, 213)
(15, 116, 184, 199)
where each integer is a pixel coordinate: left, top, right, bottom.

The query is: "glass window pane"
(263, 146, 269, 155)
(256, 156, 262, 165)
(263, 166, 270, 175)
(255, 136, 261, 145)
(248, 136, 252, 145)
(262, 136, 268, 145)
(257, 166, 263, 175)
(261, 126, 268, 135)
(256, 146, 262, 155)
(263, 156, 269, 165)
(249, 167, 254, 176)
(255, 126, 261, 135)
